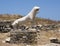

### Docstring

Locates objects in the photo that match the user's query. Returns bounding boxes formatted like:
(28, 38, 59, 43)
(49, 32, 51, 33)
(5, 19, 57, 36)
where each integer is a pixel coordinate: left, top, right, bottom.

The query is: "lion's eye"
(36, 9, 39, 11)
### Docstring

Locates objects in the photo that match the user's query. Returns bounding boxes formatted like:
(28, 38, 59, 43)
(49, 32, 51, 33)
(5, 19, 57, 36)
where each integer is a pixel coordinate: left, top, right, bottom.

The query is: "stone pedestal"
(10, 30, 37, 45)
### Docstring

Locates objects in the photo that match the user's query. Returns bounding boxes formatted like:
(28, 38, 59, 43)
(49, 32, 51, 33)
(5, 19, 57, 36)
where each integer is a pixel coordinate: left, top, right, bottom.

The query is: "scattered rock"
(50, 37, 60, 44)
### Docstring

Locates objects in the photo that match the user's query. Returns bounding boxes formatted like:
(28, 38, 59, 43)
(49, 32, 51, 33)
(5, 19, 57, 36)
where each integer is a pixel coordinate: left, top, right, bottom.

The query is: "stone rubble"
(0, 21, 60, 32)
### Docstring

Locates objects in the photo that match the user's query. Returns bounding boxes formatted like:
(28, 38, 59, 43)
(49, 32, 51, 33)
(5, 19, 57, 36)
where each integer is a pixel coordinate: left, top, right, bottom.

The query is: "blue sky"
(0, 0, 60, 21)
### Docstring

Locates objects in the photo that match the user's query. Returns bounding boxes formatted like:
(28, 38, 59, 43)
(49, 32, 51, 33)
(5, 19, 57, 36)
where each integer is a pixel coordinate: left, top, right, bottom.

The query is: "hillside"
(0, 14, 22, 20)
(0, 14, 60, 46)
(0, 14, 58, 24)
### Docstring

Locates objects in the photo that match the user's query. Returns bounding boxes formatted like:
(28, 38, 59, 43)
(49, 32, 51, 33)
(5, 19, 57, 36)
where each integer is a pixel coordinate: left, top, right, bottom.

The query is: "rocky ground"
(0, 22, 60, 46)
(0, 14, 60, 46)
